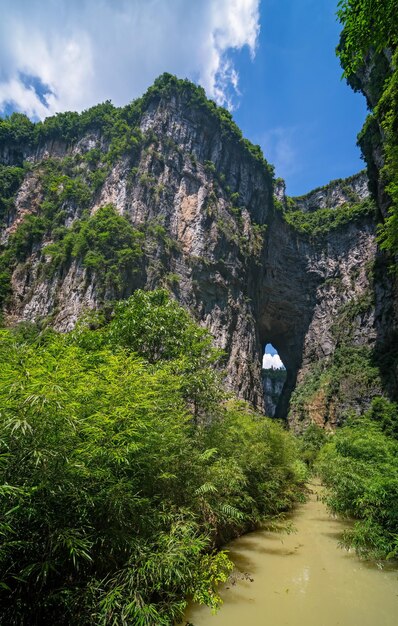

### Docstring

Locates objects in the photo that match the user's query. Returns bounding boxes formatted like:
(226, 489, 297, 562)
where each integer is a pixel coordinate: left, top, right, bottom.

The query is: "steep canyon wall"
(0, 75, 394, 428)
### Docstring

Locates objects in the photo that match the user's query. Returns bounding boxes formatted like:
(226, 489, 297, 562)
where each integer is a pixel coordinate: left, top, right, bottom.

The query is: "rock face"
(346, 49, 393, 219)
(292, 171, 369, 213)
(262, 368, 287, 417)
(0, 75, 395, 427)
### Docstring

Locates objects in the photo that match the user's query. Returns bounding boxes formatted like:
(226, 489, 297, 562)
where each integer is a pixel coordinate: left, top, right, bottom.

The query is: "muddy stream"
(183, 482, 398, 626)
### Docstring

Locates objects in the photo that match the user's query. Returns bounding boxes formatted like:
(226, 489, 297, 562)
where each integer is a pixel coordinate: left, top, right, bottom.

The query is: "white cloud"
(262, 352, 285, 369)
(0, 0, 260, 119)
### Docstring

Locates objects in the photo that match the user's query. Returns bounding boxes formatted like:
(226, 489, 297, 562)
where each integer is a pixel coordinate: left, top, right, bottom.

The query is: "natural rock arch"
(0, 80, 391, 429)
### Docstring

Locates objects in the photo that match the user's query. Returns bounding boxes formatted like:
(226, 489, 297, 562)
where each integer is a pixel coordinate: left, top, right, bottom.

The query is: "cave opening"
(261, 343, 287, 418)
(257, 293, 310, 421)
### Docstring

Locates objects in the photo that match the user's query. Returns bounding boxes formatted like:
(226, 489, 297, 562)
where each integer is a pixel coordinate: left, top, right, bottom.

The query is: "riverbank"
(184, 482, 398, 625)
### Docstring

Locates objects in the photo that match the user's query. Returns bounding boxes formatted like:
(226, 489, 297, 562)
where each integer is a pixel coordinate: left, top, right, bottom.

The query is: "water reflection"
(292, 565, 310, 594)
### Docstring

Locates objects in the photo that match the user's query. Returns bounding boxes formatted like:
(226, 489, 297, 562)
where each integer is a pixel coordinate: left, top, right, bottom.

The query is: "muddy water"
(184, 483, 398, 626)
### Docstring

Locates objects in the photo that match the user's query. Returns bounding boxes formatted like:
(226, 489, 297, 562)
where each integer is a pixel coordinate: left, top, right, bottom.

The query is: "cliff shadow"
(257, 313, 311, 420)
(256, 217, 320, 420)
(372, 252, 398, 402)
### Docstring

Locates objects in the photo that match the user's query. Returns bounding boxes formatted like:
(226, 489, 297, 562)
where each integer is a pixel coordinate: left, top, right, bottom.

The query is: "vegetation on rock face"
(290, 344, 381, 427)
(274, 171, 375, 237)
(296, 5, 398, 562)
(289, 264, 380, 431)
(0, 289, 305, 625)
(375, 48, 398, 258)
(45, 204, 144, 297)
(0, 73, 273, 314)
(337, 0, 398, 260)
(0, 73, 274, 180)
(0, 182, 144, 306)
(336, 0, 398, 76)
(294, 346, 398, 561)
(298, 340, 398, 562)
(262, 367, 287, 416)
(0, 164, 26, 220)
(336, 1, 397, 76)
(0, 162, 31, 305)
(282, 196, 376, 236)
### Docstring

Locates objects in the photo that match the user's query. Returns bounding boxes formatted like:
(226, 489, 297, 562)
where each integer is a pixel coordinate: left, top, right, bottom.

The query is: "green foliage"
(317, 409, 398, 559)
(0, 159, 116, 304)
(366, 396, 398, 439)
(0, 211, 50, 306)
(8, 214, 47, 260)
(196, 401, 307, 536)
(0, 291, 305, 624)
(331, 291, 374, 343)
(0, 159, 97, 306)
(374, 48, 398, 259)
(262, 367, 286, 384)
(0, 99, 141, 167)
(290, 345, 381, 424)
(0, 74, 274, 182)
(43, 172, 92, 208)
(105, 120, 143, 163)
(337, 3, 398, 259)
(336, 0, 398, 76)
(283, 197, 376, 236)
(0, 162, 143, 304)
(204, 160, 216, 174)
(0, 164, 26, 220)
(107, 289, 212, 363)
(46, 204, 144, 297)
(0, 162, 30, 302)
(298, 424, 329, 468)
(0, 112, 35, 145)
(107, 289, 223, 417)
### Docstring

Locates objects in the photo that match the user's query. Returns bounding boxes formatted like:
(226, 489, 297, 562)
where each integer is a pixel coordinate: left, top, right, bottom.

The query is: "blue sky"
(0, 1, 367, 196)
(233, 0, 367, 195)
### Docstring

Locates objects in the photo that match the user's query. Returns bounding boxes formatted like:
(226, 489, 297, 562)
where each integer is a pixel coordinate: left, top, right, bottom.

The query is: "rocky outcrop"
(292, 171, 369, 213)
(0, 75, 394, 427)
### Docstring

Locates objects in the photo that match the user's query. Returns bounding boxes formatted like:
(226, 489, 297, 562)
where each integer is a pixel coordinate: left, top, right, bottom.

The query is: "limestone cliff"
(0, 74, 394, 427)
(284, 38, 398, 430)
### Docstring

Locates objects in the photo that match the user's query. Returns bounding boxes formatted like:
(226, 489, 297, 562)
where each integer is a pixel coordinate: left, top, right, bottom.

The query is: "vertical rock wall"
(0, 78, 394, 426)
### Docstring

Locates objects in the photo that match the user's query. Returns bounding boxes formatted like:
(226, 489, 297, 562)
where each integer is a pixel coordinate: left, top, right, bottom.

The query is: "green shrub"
(337, 2, 398, 260)
(289, 345, 381, 424)
(0, 290, 305, 625)
(298, 423, 329, 467)
(0, 112, 35, 145)
(317, 413, 398, 559)
(46, 204, 144, 297)
(336, 0, 398, 77)
(283, 197, 376, 236)
(0, 164, 26, 220)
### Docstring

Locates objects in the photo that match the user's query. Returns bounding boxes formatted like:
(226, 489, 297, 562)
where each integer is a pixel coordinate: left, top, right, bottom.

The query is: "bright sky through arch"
(263, 344, 284, 370)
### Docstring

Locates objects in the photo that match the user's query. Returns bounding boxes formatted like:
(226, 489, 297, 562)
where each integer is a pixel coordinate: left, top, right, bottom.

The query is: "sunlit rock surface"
(1, 77, 396, 427)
